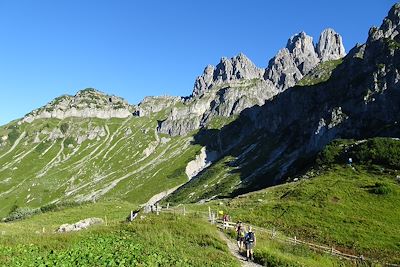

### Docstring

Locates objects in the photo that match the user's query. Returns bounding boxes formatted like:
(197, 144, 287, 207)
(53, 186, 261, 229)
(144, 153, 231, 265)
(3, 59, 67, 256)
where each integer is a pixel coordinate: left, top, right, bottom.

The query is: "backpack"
(246, 231, 255, 242)
(239, 227, 245, 237)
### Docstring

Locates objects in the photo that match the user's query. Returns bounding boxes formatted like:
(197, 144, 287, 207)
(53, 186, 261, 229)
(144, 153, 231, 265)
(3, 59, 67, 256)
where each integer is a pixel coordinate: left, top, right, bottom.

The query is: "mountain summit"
(22, 88, 135, 123)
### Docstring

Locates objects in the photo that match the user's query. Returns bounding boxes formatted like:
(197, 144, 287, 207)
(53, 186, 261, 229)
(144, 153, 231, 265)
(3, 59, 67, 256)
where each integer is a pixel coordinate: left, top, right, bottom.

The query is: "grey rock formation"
(159, 29, 346, 136)
(22, 89, 135, 123)
(192, 53, 264, 97)
(185, 147, 218, 180)
(266, 30, 346, 91)
(368, 3, 400, 42)
(57, 217, 103, 232)
(158, 79, 278, 136)
(317, 28, 346, 62)
(136, 96, 183, 117)
(287, 31, 319, 74)
(265, 48, 303, 90)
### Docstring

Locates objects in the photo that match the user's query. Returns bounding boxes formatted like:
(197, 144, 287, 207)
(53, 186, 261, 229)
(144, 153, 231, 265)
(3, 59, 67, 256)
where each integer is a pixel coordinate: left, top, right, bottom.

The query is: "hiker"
(223, 214, 230, 229)
(245, 226, 256, 261)
(235, 221, 245, 252)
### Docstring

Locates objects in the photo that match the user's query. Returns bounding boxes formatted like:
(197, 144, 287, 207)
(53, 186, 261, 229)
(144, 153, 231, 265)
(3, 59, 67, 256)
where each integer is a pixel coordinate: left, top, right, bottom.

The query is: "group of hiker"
(235, 221, 256, 261)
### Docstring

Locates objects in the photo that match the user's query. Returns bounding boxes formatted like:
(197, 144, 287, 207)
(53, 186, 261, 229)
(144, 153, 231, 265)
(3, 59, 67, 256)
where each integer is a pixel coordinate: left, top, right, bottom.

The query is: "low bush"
(3, 207, 41, 222)
(370, 182, 392, 195)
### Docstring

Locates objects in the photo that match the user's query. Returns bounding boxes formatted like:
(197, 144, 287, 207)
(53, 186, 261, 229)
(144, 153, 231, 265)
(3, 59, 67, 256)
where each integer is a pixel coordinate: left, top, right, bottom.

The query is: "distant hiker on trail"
(235, 221, 245, 252)
(223, 214, 230, 229)
(245, 226, 256, 261)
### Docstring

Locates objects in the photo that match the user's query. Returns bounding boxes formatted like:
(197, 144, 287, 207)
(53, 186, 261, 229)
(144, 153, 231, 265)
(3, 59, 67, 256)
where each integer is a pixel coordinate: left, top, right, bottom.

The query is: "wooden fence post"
(294, 236, 297, 245)
(105, 215, 108, 226)
(167, 203, 170, 210)
(156, 203, 160, 215)
(183, 206, 186, 216)
(208, 207, 211, 222)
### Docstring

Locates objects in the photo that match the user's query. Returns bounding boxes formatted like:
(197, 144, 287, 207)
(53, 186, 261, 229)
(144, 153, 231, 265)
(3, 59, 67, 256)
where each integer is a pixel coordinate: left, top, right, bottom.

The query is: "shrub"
(7, 128, 20, 144)
(4, 207, 41, 222)
(316, 140, 344, 165)
(60, 123, 69, 134)
(370, 182, 392, 195)
(350, 138, 400, 169)
(64, 137, 75, 147)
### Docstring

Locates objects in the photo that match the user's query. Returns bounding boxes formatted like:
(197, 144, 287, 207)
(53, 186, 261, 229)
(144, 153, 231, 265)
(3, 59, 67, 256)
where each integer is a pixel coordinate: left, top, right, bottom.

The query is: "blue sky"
(0, 0, 397, 125)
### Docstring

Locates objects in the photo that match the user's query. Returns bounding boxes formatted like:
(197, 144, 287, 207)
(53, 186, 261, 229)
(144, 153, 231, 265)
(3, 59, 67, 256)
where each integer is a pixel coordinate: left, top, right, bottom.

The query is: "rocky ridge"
(158, 28, 346, 136)
(22, 88, 135, 123)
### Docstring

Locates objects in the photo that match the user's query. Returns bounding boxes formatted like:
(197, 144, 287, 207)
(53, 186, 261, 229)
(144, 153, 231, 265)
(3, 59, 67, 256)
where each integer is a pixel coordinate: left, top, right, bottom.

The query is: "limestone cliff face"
(22, 89, 134, 123)
(158, 28, 346, 136)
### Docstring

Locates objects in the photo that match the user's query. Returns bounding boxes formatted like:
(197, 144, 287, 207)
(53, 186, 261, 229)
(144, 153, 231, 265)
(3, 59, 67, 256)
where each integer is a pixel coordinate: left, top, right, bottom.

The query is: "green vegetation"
(190, 138, 400, 263)
(0, 202, 238, 266)
(385, 38, 400, 51)
(3, 201, 92, 222)
(297, 59, 343, 86)
(206, 115, 238, 130)
(0, 116, 201, 218)
(317, 137, 400, 169)
(7, 127, 20, 144)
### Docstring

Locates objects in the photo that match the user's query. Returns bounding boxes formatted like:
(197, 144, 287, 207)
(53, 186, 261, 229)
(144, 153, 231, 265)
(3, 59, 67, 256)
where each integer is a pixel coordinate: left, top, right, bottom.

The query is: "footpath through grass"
(0, 201, 238, 266)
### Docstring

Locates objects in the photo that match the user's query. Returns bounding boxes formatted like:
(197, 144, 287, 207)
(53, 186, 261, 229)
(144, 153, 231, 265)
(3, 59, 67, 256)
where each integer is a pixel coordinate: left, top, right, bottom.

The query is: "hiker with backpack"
(235, 221, 245, 252)
(245, 226, 256, 261)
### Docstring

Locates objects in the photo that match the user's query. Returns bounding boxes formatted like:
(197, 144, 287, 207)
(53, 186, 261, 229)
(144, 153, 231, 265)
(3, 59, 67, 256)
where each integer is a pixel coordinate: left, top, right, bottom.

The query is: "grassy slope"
(0, 113, 202, 218)
(0, 201, 238, 266)
(296, 59, 343, 86)
(185, 138, 400, 264)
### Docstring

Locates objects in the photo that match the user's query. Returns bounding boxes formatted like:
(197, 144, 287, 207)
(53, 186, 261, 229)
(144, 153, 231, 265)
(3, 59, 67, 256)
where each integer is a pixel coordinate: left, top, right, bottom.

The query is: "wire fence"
(142, 204, 400, 267)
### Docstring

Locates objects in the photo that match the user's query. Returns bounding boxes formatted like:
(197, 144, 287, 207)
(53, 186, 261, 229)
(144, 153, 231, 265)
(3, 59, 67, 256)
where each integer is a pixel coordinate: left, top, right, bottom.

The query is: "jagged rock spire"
(266, 29, 346, 91)
(192, 53, 264, 97)
(317, 28, 346, 62)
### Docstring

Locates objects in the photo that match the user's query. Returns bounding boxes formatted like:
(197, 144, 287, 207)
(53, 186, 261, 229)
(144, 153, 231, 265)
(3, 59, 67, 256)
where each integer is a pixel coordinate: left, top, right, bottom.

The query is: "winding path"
(218, 231, 263, 267)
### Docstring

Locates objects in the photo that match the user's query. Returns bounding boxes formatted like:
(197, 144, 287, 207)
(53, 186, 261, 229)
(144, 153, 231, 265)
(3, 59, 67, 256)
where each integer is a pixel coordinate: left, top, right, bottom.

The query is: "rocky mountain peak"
(192, 53, 264, 97)
(316, 28, 346, 62)
(266, 29, 346, 90)
(21, 88, 134, 123)
(368, 3, 400, 42)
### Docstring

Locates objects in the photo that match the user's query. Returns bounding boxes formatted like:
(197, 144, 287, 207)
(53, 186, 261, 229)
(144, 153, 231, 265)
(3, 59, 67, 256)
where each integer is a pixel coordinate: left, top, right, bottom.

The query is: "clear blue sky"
(0, 0, 397, 125)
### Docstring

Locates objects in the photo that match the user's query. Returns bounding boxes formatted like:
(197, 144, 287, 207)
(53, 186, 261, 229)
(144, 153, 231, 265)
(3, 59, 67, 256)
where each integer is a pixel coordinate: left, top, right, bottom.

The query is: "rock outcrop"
(158, 28, 346, 136)
(22, 89, 135, 123)
(317, 28, 346, 62)
(185, 147, 218, 180)
(193, 53, 264, 97)
(266, 29, 346, 91)
(368, 3, 400, 42)
(136, 96, 182, 117)
(57, 217, 103, 232)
